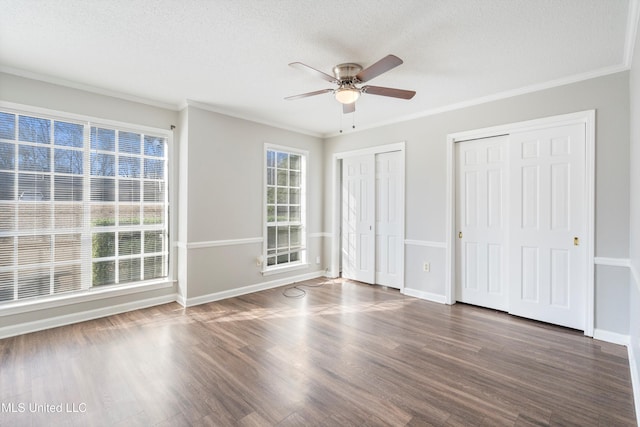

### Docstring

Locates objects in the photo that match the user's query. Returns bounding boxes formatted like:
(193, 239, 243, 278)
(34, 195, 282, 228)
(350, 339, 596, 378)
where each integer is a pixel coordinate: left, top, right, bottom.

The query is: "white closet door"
(342, 154, 375, 283)
(375, 151, 403, 289)
(455, 136, 508, 310)
(508, 124, 586, 329)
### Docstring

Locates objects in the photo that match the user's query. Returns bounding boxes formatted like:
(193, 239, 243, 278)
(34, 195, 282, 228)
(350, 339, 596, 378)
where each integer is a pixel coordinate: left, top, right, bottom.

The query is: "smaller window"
(264, 146, 306, 270)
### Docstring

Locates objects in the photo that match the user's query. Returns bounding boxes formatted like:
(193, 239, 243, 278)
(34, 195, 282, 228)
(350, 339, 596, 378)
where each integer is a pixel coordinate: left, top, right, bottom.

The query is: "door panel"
(455, 136, 508, 310)
(550, 249, 569, 307)
(521, 165, 539, 229)
(487, 169, 503, 228)
(375, 151, 403, 288)
(508, 123, 586, 329)
(550, 163, 569, 230)
(487, 244, 502, 293)
(521, 246, 539, 302)
(342, 154, 375, 283)
(464, 242, 479, 291)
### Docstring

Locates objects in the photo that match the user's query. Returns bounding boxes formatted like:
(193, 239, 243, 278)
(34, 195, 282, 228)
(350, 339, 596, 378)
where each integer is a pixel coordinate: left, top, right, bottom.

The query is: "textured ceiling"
(0, 0, 636, 136)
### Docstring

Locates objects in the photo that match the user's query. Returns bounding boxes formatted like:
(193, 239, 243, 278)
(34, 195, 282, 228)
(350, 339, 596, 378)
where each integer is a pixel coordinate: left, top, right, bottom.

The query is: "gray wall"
(178, 105, 325, 302)
(628, 21, 640, 414)
(323, 71, 631, 334)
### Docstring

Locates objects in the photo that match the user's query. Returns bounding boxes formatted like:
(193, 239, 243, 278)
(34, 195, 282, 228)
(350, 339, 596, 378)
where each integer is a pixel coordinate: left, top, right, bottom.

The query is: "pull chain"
(338, 105, 356, 133)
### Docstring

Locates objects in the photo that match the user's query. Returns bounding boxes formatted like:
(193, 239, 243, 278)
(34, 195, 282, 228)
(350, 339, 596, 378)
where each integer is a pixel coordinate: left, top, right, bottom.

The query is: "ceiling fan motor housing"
(333, 63, 362, 82)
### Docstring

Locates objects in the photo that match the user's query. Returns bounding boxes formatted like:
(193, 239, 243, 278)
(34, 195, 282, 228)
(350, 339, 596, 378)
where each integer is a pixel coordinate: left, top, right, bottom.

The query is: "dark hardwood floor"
(0, 278, 636, 426)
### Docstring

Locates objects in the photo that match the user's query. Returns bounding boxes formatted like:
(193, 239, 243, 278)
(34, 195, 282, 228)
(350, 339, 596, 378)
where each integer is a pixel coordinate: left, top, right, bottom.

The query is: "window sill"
(0, 280, 176, 317)
(261, 262, 309, 277)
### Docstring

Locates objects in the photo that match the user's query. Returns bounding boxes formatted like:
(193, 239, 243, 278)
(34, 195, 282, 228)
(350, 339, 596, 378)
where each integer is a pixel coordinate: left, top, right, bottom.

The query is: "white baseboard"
(630, 265, 640, 427)
(0, 271, 327, 338)
(629, 343, 640, 427)
(179, 270, 326, 307)
(0, 293, 177, 340)
(402, 287, 447, 304)
(175, 293, 187, 307)
(593, 329, 631, 346)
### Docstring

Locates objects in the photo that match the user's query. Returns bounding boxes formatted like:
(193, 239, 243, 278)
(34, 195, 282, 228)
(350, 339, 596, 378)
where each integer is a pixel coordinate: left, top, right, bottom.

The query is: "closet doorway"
(333, 143, 405, 290)
(447, 111, 595, 334)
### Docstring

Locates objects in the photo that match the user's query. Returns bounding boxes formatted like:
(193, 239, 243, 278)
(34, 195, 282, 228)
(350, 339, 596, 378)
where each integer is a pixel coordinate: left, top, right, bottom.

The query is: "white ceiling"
(0, 0, 636, 137)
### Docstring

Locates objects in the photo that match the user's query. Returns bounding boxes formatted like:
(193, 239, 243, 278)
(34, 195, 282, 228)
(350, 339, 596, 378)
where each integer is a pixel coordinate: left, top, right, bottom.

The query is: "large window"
(0, 108, 169, 304)
(264, 146, 306, 270)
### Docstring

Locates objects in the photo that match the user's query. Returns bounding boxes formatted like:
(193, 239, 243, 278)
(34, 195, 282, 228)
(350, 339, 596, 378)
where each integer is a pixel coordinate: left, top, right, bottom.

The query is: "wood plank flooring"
(0, 278, 636, 426)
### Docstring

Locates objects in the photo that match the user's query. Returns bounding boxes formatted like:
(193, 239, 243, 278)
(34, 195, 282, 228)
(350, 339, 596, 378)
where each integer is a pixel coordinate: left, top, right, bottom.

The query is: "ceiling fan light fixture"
(287, 55, 415, 113)
(335, 87, 360, 104)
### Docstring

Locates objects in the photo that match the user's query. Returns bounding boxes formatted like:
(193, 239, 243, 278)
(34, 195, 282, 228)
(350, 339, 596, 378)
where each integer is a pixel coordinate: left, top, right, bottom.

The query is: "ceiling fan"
(285, 54, 416, 114)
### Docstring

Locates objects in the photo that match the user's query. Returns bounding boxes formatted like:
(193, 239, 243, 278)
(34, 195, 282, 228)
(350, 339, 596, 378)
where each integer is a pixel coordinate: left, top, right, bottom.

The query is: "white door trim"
(330, 142, 406, 291)
(445, 110, 596, 336)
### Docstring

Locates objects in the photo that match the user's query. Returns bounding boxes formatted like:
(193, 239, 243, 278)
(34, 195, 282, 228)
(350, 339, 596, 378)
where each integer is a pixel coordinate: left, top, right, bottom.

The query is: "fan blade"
(343, 102, 355, 114)
(289, 62, 338, 83)
(362, 85, 416, 99)
(356, 54, 403, 83)
(285, 88, 334, 100)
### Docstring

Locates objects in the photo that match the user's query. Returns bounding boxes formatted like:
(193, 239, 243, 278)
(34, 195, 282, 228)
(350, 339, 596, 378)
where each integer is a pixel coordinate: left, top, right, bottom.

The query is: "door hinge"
(574, 237, 580, 246)
(458, 231, 463, 239)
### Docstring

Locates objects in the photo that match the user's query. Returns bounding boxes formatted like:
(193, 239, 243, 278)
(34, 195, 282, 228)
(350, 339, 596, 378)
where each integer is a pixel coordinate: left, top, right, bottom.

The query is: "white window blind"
(264, 147, 306, 269)
(0, 109, 169, 304)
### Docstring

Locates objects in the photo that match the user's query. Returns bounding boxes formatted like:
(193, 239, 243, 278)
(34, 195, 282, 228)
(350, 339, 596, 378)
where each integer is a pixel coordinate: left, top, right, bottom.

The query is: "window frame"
(0, 102, 174, 312)
(262, 143, 308, 275)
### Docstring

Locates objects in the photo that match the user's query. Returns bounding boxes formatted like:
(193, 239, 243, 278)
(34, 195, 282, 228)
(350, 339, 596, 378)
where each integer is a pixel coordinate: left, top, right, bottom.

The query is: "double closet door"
(341, 150, 403, 289)
(455, 123, 587, 330)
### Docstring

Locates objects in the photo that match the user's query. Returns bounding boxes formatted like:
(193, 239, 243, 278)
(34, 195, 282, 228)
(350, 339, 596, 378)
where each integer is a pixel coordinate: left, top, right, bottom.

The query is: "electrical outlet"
(423, 262, 430, 272)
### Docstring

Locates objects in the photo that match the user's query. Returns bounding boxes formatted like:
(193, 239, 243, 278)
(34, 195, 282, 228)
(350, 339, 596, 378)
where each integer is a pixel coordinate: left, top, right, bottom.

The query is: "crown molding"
(183, 99, 323, 138)
(0, 66, 180, 111)
(625, 0, 640, 67)
(323, 63, 629, 138)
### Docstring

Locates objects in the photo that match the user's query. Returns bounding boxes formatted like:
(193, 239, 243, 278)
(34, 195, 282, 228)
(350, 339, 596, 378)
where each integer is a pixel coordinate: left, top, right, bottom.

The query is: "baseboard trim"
(593, 329, 630, 346)
(175, 293, 187, 307)
(178, 270, 326, 308)
(402, 288, 447, 304)
(0, 280, 175, 317)
(628, 343, 640, 427)
(0, 293, 178, 340)
(630, 263, 640, 426)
